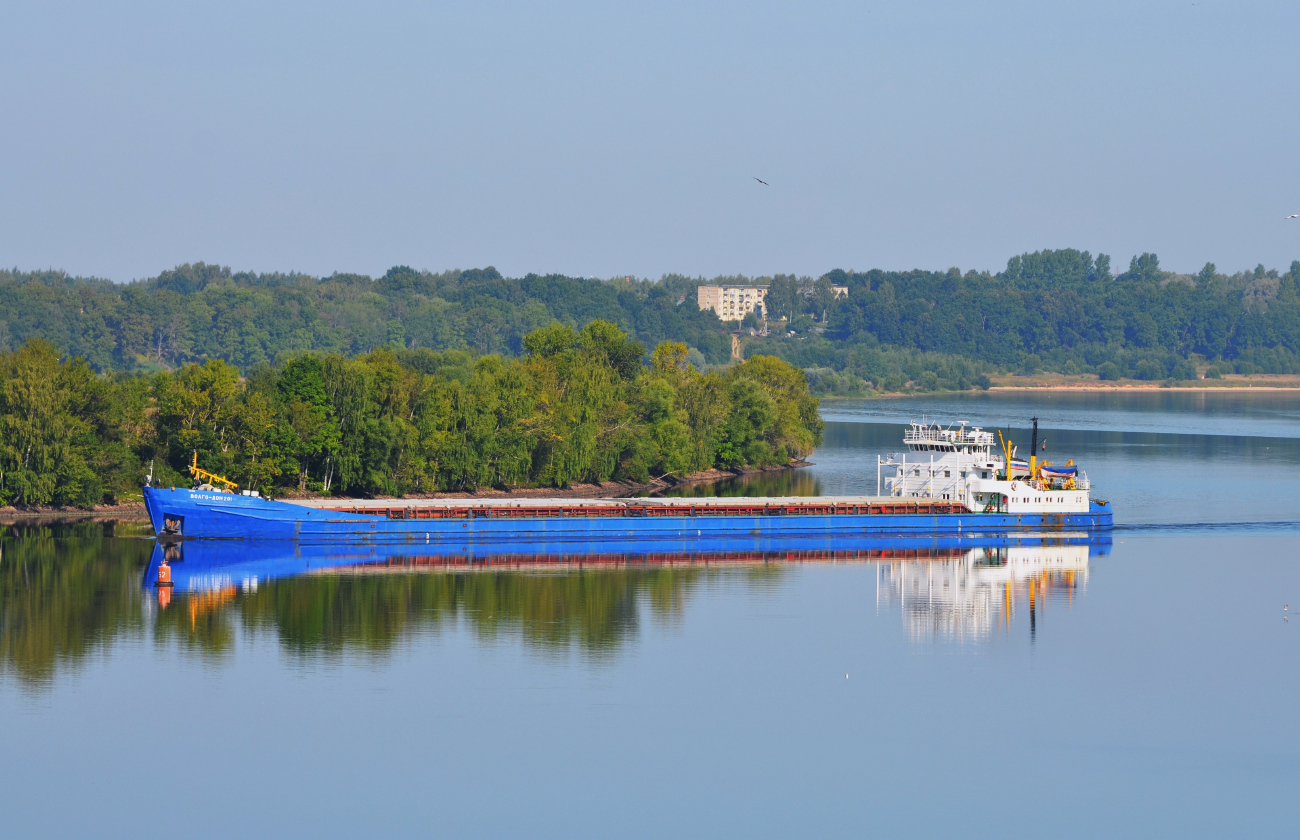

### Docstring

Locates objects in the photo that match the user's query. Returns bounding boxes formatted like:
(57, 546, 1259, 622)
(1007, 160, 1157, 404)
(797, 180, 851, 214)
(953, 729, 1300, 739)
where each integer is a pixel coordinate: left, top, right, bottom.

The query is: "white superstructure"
(877, 420, 1092, 515)
(875, 541, 1091, 642)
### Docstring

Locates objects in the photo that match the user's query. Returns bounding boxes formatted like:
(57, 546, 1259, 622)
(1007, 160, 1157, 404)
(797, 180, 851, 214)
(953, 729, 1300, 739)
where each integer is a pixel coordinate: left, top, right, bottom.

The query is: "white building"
(697, 285, 768, 321)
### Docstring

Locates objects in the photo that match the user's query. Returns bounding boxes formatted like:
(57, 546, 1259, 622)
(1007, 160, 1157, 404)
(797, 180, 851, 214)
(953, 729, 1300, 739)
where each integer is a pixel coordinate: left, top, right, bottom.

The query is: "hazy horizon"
(12, 248, 1299, 286)
(5, 0, 1298, 283)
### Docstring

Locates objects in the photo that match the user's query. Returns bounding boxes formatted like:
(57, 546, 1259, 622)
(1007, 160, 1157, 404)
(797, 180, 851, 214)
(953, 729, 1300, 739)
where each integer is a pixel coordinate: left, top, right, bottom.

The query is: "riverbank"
(0, 461, 812, 523)
(0, 502, 148, 526)
(816, 372, 1300, 399)
(987, 372, 1300, 390)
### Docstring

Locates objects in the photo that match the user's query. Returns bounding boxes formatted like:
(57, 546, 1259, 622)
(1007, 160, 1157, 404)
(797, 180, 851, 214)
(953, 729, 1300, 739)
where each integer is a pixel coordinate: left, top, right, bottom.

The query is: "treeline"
(0, 321, 822, 507)
(760, 343, 993, 395)
(761, 251, 1300, 386)
(5, 249, 1300, 394)
(0, 264, 734, 370)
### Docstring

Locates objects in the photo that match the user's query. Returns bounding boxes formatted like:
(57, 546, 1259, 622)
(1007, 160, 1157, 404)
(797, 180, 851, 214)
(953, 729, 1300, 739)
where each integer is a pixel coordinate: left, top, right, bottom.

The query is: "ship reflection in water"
(876, 542, 1096, 643)
(144, 534, 1107, 656)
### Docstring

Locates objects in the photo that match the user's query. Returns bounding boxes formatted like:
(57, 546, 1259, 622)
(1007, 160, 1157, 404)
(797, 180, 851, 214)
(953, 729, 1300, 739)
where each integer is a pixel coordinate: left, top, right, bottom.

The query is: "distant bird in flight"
(1287, 214, 1300, 219)
(754, 177, 769, 186)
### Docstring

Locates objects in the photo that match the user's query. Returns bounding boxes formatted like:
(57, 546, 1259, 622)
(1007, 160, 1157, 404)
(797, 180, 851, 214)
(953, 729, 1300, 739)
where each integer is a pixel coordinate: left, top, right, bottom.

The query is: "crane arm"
(189, 452, 238, 491)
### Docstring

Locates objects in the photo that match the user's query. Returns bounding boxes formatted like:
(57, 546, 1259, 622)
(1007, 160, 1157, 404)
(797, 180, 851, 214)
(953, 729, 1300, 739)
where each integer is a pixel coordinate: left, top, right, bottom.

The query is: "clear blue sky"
(3, 0, 1297, 281)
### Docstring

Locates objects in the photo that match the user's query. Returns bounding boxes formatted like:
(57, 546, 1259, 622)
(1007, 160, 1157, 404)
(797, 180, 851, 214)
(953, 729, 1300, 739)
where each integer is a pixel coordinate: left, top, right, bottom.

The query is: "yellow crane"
(189, 452, 238, 492)
(997, 430, 1016, 480)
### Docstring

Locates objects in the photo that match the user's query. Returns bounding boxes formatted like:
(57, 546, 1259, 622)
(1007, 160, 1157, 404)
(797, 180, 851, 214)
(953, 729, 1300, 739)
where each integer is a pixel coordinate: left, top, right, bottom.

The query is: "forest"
(3, 249, 1299, 394)
(0, 264, 734, 371)
(0, 321, 823, 508)
(751, 251, 1300, 391)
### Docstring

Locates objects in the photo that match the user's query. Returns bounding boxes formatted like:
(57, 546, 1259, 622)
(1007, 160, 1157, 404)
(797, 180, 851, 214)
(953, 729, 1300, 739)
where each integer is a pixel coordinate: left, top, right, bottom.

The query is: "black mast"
(1030, 417, 1038, 460)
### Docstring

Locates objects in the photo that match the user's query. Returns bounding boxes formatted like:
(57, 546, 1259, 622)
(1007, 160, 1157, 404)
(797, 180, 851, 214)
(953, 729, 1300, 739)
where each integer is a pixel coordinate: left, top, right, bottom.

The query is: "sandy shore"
(821, 374, 1300, 399)
(986, 373, 1300, 392)
(989, 384, 1300, 392)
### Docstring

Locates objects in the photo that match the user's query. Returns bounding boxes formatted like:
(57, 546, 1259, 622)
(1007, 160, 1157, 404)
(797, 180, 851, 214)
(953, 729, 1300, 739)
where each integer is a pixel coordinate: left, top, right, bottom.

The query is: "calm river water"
(2, 391, 1298, 838)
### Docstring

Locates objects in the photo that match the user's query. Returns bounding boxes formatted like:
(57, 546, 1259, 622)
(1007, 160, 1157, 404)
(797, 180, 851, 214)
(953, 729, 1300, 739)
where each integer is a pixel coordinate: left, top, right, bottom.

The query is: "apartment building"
(697, 285, 768, 321)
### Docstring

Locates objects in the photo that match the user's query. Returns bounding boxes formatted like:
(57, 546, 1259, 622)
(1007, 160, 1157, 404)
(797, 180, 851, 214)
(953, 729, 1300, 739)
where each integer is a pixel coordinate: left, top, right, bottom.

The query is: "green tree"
(0, 341, 101, 506)
(278, 356, 340, 491)
(766, 275, 802, 321)
(154, 358, 242, 482)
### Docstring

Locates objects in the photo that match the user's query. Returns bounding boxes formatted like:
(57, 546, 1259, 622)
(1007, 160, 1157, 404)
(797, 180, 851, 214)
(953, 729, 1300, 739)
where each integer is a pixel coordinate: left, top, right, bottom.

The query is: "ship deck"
(281, 495, 974, 520)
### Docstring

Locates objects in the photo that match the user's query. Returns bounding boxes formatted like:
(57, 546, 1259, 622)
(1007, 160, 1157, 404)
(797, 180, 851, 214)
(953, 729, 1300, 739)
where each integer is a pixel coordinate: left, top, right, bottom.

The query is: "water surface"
(2, 392, 1297, 838)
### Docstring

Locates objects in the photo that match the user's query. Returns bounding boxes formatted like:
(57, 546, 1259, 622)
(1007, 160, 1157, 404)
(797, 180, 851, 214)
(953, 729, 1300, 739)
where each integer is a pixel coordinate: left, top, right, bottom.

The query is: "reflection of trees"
(238, 567, 710, 659)
(0, 524, 149, 687)
(1, 525, 788, 687)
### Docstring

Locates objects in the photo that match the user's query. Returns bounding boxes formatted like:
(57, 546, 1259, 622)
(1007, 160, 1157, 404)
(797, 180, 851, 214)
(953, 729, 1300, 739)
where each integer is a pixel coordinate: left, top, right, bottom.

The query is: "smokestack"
(1030, 417, 1038, 479)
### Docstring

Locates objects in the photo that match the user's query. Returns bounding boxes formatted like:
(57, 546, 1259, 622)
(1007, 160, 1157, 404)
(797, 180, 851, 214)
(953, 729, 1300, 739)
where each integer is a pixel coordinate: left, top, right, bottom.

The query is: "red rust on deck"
(318, 501, 973, 520)
(322, 546, 976, 574)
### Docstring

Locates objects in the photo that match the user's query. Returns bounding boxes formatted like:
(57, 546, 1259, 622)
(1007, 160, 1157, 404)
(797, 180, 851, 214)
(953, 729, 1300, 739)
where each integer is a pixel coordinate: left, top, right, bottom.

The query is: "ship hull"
(143, 487, 1113, 543)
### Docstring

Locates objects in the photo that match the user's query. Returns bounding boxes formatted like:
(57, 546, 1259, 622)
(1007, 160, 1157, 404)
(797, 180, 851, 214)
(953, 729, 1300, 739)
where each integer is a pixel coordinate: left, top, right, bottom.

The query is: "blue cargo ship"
(142, 485, 1111, 542)
(142, 419, 1111, 542)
